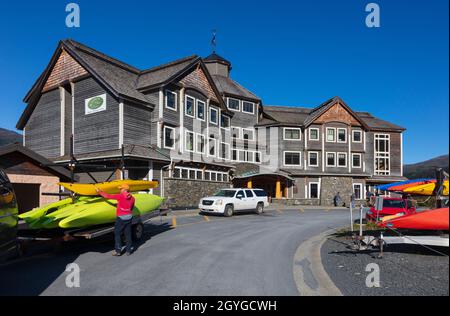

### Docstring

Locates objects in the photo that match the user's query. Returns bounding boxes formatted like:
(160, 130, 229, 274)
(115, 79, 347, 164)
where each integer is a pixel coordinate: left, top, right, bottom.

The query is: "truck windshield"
(383, 200, 405, 208)
(214, 190, 236, 197)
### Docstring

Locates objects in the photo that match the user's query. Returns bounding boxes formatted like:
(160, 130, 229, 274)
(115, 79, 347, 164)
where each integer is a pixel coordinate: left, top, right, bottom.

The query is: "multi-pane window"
(352, 153, 362, 168)
(228, 98, 240, 111)
(309, 183, 319, 199)
(232, 149, 238, 161)
(231, 127, 241, 139)
(326, 128, 336, 142)
(375, 134, 390, 175)
(165, 91, 177, 110)
(173, 167, 228, 182)
(308, 152, 319, 167)
(185, 131, 194, 152)
(284, 152, 301, 166)
(353, 183, 363, 200)
(221, 114, 230, 129)
(197, 100, 205, 120)
(326, 152, 336, 167)
(242, 128, 255, 141)
(352, 130, 362, 143)
(163, 126, 175, 150)
(309, 128, 319, 141)
(337, 128, 347, 143)
(210, 107, 218, 125)
(185, 96, 195, 117)
(196, 134, 205, 154)
(284, 128, 301, 140)
(221, 142, 230, 160)
(242, 101, 254, 114)
(337, 153, 347, 167)
(209, 138, 217, 157)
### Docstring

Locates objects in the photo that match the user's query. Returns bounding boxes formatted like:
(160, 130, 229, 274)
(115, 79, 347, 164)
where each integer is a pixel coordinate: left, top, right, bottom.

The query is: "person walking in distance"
(96, 184, 135, 256)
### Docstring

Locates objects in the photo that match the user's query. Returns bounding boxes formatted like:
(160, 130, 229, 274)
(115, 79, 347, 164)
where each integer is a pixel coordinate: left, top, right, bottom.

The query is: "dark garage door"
(12, 183, 40, 214)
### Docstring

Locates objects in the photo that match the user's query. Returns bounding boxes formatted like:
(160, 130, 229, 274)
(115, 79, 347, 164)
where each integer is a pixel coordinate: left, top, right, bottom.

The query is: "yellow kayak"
(58, 180, 159, 196)
(403, 180, 449, 196)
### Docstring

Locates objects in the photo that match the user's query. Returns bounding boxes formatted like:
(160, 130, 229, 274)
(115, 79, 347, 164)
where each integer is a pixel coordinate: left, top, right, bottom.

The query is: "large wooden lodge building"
(16, 40, 406, 207)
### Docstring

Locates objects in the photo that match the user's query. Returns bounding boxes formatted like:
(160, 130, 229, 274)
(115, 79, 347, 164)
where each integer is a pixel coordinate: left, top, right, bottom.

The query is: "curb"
(293, 229, 343, 296)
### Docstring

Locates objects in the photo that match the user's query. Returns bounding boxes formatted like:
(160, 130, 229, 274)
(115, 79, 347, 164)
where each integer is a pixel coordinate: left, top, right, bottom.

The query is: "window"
(308, 152, 319, 167)
(309, 128, 319, 141)
(173, 168, 180, 178)
(204, 172, 211, 181)
(211, 172, 217, 181)
(255, 152, 261, 163)
(228, 98, 240, 111)
(196, 100, 205, 120)
(284, 128, 301, 140)
(245, 190, 254, 197)
(221, 114, 230, 129)
(326, 128, 336, 142)
(185, 95, 195, 117)
(309, 183, 319, 199)
(231, 127, 241, 139)
(185, 131, 194, 152)
(208, 138, 217, 157)
(242, 128, 255, 141)
(221, 142, 230, 160)
(163, 126, 175, 150)
(375, 134, 390, 175)
(165, 91, 177, 110)
(254, 190, 267, 197)
(337, 128, 347, 143)
(353, 183, 363, 200)
(352, 130, 362, 143)
(196, 170, 203, 180)
(326, 152, 336, 167)
(210, 107, 218, 125)
(246, 151, 254, 163)
(238, 150, 246, 162)
(352, 153, 362, 168)
(196, 134, 205, 154)
(337, 153, 347, 167)
(284, 152, 301, 166)
(242, 101, 255, 114)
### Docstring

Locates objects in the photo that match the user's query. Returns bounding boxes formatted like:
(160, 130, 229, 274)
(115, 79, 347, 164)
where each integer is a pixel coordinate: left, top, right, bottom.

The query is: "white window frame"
(352, 130, 363, 143)
(255, 151, 262, 164)
(165, 90, 177, 111)
(308, 182, 320, 199)
(374, 133, 391, 175)
(353, 183, 364, 200)
(220, 114, 231, 130)
(352, 153, 362, 168)
(196, 100, 206, 121)
(326, 152, 336, 167)
(337, 152, 347, 168)
(308, 128, 320, 141)
(337, 128, 347, 143)
(283, 128, 302, 141)
(231, 126, 241, 139)
(308, 151, 319, 167)
(242, 128, 255, 141)
(209, 107, 218, 125)
(220, 142, 230, 161)
(283, 151, 302, 167)
(326, 127, 336, 143)
(185, 95, 195, 118)
(231, 149, 238, 162)
(185, 130, 195, 153)
(208, 137, 217, 157)
(163, 126, 176, 150)
(196, 133, 205, 154)
(227, 97, 241, 112)
(242, 101, 255, 114)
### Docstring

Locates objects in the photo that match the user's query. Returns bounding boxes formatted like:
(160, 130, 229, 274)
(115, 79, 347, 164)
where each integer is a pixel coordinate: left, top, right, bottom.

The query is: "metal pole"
(359, 205, 363, 237)
(350, 203, 354, 232)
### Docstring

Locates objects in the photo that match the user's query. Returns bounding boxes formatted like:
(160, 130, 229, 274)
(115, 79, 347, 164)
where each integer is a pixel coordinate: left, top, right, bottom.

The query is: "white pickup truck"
(199, 188, 270, 217)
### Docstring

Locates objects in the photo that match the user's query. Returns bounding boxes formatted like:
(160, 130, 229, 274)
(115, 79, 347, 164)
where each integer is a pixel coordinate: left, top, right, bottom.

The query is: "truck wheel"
(132, 223, 144, 241)
(255, 203, 264, 215)
(224, 205, 234, 217)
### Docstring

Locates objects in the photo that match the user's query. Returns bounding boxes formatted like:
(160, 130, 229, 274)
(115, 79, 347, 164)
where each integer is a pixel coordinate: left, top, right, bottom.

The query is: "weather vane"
(211, 29, 217, 53)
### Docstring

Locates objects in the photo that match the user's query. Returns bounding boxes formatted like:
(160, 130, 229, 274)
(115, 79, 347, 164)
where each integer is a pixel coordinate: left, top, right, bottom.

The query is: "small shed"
(0, 143, 72, 213)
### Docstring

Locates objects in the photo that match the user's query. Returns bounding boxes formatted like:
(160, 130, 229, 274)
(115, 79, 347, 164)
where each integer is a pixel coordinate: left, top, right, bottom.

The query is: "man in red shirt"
(96, 184, 136, 256)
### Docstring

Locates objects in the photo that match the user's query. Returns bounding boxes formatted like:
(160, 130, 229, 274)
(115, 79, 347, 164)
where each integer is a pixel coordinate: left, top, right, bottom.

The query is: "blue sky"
(0, 0, 448, 164)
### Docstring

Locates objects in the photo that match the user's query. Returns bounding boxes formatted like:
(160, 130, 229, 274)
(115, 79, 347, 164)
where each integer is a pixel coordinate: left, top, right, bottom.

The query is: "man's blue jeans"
(115, 217, 133, 254)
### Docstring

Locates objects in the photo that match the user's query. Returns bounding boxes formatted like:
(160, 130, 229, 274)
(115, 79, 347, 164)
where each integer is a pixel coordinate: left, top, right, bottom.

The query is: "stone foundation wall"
(271, 198, 320, 206)
(320, 176, 353, 206)
(164, 178, 231, 209)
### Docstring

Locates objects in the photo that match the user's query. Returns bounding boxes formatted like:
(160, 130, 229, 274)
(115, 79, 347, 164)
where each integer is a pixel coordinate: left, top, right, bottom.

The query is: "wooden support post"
(275, 179, 282, 199)
(247, 180, 252, 189)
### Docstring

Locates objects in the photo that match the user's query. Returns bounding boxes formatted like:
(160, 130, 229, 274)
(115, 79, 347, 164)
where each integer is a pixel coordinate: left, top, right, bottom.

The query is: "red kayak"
(379, 207, 449, 231)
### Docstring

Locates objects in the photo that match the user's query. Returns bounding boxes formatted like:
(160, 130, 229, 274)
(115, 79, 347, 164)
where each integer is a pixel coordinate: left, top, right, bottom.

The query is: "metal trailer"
(16, 208, 170, 253)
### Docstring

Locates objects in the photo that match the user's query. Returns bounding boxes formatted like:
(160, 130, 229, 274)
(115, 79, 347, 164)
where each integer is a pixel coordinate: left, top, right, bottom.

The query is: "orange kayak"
(388, 180, 436, 192)
(379, 208, 449, 231)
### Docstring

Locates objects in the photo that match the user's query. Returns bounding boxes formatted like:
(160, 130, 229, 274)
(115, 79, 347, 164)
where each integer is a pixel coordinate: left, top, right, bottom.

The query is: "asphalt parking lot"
(0, 207, 349, 296)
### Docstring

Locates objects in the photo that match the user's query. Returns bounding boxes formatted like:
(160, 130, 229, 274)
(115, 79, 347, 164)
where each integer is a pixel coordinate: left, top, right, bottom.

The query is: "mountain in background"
(404, 155, 449, 179)
(0, 128, 22, 146)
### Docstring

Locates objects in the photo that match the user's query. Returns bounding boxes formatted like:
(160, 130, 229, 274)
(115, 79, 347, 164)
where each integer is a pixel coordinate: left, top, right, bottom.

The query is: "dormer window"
(227, 98, 240, 111)
(242, 101, 255, 114)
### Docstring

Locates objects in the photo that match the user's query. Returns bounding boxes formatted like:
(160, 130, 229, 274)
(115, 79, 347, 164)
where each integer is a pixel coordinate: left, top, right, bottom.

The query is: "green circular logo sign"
(88, 97, 104, 110)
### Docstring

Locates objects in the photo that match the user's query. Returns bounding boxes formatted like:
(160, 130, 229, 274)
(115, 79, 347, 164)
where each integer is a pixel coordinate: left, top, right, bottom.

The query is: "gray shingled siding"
(73, 77, 119, 155)
(124, 103, 152, 147)
(24, 89, 61, 158)
(64, 87, 72, 156)
(144, 91, 159, 146)
(163, 88, 180, 126)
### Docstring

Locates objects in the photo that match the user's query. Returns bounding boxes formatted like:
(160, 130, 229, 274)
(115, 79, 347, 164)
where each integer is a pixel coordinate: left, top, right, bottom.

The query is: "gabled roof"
(211, 75, 260, 101)
(0, 143, 72, 181)
(204, 53, 232, 67)
(259, 105, 310, 126)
